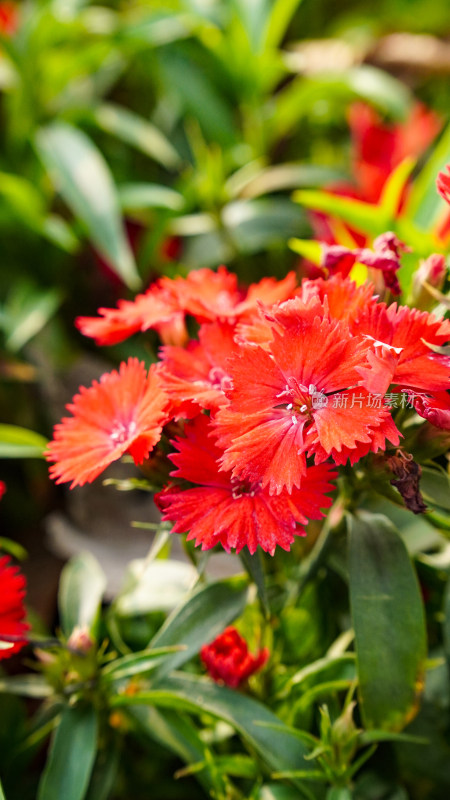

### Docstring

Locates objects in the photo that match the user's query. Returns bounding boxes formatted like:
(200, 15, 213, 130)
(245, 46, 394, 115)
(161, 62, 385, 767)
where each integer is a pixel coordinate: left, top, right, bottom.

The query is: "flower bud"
(411, 254, 446, 310)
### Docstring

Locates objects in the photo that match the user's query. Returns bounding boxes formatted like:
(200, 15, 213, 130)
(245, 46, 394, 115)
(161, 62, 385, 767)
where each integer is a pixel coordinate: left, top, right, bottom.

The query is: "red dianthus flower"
(155, 415, 337, 555)
(46, 358, 169, 488)
(215, 297, 400, 494)
(0, 556, 29, 660)
(200, 626, 269, 688)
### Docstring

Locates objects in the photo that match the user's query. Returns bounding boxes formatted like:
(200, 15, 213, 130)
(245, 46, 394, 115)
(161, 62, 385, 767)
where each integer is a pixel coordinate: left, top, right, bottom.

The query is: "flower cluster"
(46, 240, 450, 554)
(200, 627, 269, 688)
(0, 556, 29, 660)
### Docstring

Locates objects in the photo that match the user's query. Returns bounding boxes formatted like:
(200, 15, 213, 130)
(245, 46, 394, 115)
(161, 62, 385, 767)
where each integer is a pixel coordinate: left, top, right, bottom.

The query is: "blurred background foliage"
(1, 1, 450, 799)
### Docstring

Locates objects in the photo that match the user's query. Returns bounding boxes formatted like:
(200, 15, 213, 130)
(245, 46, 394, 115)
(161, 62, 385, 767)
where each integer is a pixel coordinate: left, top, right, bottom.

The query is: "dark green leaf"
(240, 549, 269, 618)
(349, 512, 427, 730)
(37, 704, 98, 800)
(420, 468, 450, 511)
(112, 672, 315, 787)
(149, 575, 249, 679)
(101, 646, 184, 683)
(35, 123, 141, 289)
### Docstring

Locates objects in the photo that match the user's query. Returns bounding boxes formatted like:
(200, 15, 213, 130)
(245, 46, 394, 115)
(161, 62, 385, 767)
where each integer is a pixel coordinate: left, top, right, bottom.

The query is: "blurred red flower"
(46, 358, 169, 488)
(0, 481, 6, 500)
(0, 2, 18, 36)
(0, 556, 29, 660)
(200, 627, 269, 688)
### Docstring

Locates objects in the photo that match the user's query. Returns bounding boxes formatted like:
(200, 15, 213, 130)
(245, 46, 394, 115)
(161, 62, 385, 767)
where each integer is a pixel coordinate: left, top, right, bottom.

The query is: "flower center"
(231, 477, 261, 499)
(276, 379, 327, 420)
(110, 419, 137, 445)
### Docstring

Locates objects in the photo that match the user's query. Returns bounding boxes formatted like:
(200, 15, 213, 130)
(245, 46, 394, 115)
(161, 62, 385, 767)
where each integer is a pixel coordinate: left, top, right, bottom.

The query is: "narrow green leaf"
(349, 512, 427, 730)
(406, 124, 450, 228)
(118, 182, 185, 212)
(37, 705, 98, 800)
(91, 103, 182, 170)
(288, 238, 322, 265)
(126, 706, 215, 794)
(149, 575, 249, 679)
(101, 646, 184, 683)
(260, 785, 308, 800)
(0, 538, 27, 561)
(5, 288, 61, 352)
(420, 467, 450, 511)
(442, 576, 450, 668)
(58, 552, 106, 637)
(159, 52, 237, 147)
(240, 548, 269, 618)
(0, 777, 5, 800)
(35, 122, 141, 289)
(379, 157, 416, 219)
(0, 675, 53, 699)
(263, 0, 304, 50)
(84, 741, 119, 800)
(293, 189, 389, 237)
(0, 424, 48, 459)
(112, 672, 315, 785)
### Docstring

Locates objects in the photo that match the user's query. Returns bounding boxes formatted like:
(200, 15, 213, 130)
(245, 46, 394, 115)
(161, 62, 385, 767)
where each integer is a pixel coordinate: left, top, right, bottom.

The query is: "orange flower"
(46, 358, 169, 488)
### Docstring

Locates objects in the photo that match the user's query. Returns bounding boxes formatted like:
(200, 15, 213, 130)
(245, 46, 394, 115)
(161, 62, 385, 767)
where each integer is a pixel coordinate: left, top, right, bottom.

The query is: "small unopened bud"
(67, 625, 94, 654)
(411, 254, 446, 310)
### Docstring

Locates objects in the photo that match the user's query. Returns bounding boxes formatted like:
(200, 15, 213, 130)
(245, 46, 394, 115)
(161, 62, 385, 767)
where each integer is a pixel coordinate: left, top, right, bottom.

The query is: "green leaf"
(0, 538, 27, 561)
(35, 122, 141, 289)
(420, 467, 450, 511)
(125, 706, 215, 795)
(379, 157, 416, 219)
(91, 103, 182, 170)
(263, 0, 304, 50)
(406, 124, 450, 229)
(58, 552, 106, 637)
(4, 287, 62, 353)
(349, 512, 427, 731)
(0, 777, 5, 800)
(293, 189, 389, 237)
(112, 673, 315, 785)
(159, 52, 237, 147)
(0, 424, 48, 458)
(149, 575, 249, 679)
(118, 182, 185, 212)
(259, 785, 307, 800)
(101, 646, 184, 683)
(37, 705, 98, 800)
(289, 238, 322, 265)
(0, 675, 53, 699)
(84, 741, 119, 800)
(442, 576, 450, 668)
(240, 548, 269, 618)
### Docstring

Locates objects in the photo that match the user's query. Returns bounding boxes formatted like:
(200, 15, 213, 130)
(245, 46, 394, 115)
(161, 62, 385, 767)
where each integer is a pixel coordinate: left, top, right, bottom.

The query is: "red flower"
(0, 481, 6, 500)
(46, 358, 169, 488)
(155, 415, 337, 555)
(0, 2, 18, 36)
(162, 267, 297, 324)
(355, 302, 450, 393)
(200, 627, 269, 688)
(349, 102, 441, 204)
(158, 322, 238, 417)
(76, 285, 184, 347)
(437, 165, 450, 206)
(410, 391, 450, 430)
(0, 556, 29, 660)
(215, 297, 399, 493)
